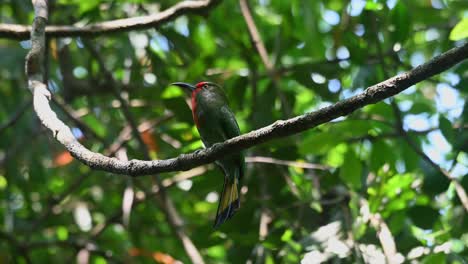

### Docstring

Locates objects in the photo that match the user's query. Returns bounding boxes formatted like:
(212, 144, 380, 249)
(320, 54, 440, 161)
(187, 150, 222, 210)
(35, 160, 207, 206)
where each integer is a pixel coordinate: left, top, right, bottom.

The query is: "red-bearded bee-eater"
(172, 81, 244, 228)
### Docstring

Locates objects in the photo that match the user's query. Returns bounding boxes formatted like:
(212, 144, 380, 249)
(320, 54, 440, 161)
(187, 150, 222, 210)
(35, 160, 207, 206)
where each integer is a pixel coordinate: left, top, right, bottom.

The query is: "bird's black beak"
(171, 82, 195, 92)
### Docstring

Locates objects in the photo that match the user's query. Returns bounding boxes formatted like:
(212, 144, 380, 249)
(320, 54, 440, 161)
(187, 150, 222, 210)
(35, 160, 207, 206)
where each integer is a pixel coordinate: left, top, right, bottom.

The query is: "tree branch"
(0, 230, 32, 263)
(51, 96, 106, 142)
(360, 198, 400, 264)
(239, 0, 272, 70)
(398, 126, 468, 211)
(239, 0, 292, 117)
(1, 0, 221, 40)
(28, 39, 468, 176)
(27, 239, 120, 262)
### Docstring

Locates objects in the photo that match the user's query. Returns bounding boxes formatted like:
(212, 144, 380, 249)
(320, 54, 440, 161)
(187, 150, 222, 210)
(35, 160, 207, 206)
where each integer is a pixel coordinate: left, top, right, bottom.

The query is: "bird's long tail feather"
(214, 177, 240, 228)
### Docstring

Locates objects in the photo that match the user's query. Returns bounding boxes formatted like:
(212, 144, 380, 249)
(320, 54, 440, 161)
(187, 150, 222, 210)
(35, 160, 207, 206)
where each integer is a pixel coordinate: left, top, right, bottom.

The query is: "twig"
(371, 215, 398, 264)
(89, 166, 207, 236)
(0, 0, 221, 40)
(0, 99, 31, 134)
(347, 123, 468, 143)
(27, 239, 121, 263)
(29, 172, 90, 231)
(51, 96, 106, 142)
(0, 230, 32, 263)
(388, 70, 468, 211)
(83, 40, 149, 156)
(104, 114, 175, 156)
(400, 130, 468, 211)
(239, 0, 272, 70)
(28, 41, 468, 176)
(239, 0, 291, 117)
(360, 198, 399, 264)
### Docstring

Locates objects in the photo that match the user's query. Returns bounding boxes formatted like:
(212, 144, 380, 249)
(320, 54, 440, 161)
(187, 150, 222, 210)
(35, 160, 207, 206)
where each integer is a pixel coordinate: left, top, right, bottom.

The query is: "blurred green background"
(1, 0, 468, 263)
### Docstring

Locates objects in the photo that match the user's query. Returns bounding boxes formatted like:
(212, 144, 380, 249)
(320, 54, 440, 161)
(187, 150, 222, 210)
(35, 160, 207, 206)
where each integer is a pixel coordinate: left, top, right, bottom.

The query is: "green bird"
(172, 81, 244, 228)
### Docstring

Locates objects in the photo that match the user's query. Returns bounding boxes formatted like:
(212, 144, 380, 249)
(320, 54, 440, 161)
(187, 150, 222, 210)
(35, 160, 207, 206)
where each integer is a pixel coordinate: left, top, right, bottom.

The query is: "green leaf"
(409, 102, 434, 114)
(0, 175, 7, 190)
(450, 239, 464, 253)
(193, 23, 216, 56)
(340, 149, 362, 189)
(300, 131, 344, 155)
(324, 143, 348, 167)
(56, 226, 69, 241)
(370, 140, 393, 172)
(391, 2, 411, 43)
(365, 1, 383, 11)
(206, 245, 226, 259)
(450, 18, 468, 41)
(255, 5, 283, 25)
(422, 166, 451, 195)
(422, 253, 446, 264)
(438, 114, 455, 145)
(400, 140, 420, 172)
(408, 206, 439, 229)
(162, 85, 184, 99)
(93, 257, 107, 264)
(281, 229, 293, 242)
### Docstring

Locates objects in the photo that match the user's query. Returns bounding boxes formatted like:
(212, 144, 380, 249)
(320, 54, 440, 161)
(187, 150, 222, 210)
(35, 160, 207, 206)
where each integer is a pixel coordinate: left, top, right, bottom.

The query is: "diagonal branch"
(239, 0, 292, 117)
(398, 127, 468, 211)
(51, 96, 106, 142)
(28, 40, 468, 176)
(360, 198, 399, 264)
(239, 0, 272, 70)
(0, 0, 221, 40)
(0, 230, 32, 263)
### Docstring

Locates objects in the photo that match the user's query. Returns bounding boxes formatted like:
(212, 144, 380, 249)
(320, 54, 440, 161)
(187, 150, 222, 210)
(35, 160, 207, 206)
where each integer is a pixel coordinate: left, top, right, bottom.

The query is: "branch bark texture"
(1, 0, 220, 40)
(27, 41, 468, 176)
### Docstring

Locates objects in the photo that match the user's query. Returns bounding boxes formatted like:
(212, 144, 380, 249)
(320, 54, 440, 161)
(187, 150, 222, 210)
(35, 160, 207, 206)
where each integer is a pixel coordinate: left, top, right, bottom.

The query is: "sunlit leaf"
(450, 18, 468, 41)
(56, 226, 68, 241)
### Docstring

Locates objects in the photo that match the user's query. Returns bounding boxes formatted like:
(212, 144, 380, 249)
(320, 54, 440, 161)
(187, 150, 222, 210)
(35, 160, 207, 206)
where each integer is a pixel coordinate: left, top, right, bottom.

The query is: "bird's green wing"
(218, 105, 245, 179)
(219, 106, 241, 139)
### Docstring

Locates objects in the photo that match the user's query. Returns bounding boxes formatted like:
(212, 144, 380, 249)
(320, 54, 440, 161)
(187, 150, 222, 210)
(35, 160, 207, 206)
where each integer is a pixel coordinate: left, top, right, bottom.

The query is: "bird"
(172, 81, 244, 228)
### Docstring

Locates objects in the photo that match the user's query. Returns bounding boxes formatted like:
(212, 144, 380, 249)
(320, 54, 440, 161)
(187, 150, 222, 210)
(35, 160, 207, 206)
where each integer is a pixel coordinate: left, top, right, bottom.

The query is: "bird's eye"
(203, 85, 208, 89)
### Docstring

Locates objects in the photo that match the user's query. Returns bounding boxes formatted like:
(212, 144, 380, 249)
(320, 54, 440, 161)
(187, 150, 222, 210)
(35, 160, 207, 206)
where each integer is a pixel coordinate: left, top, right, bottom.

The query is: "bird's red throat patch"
(191, 82, 207, 127)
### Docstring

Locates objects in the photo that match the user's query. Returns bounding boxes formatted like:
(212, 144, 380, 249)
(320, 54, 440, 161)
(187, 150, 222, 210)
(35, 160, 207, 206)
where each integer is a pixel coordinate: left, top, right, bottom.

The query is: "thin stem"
(0, 99, 31, 134)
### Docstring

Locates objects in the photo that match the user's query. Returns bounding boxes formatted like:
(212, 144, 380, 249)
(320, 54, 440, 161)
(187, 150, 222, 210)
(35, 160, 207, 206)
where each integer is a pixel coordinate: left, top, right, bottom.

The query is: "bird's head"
(171, 81, 222, 97)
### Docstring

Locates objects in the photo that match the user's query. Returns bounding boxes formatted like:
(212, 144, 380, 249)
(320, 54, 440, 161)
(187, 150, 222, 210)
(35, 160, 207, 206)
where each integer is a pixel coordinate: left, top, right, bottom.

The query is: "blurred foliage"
(0, 0, 468, 263)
